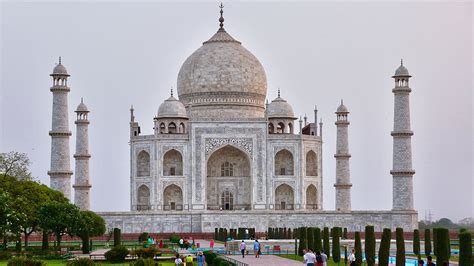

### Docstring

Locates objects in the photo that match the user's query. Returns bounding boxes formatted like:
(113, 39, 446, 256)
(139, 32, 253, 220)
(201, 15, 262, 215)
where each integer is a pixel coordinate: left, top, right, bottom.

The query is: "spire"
(341, 99, 344, 105)
(81, 97, 83, 103)
(278, 88, 281, 98)
(171, 87, 174, 97)
(130, 105, 135, 122)
(400, 58, 403, 66)
(219, 3, 225, 29)
(59, 56, 62, 65)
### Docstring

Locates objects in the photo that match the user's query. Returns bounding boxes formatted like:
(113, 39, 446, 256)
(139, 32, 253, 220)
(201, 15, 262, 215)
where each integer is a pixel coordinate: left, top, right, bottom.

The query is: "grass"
(278, 254, 343, 265)
(0, 259, 179, 265)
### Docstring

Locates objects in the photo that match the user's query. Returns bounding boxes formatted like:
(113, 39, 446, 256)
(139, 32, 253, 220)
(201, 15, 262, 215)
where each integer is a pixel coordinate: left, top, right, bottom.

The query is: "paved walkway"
(225, 255, 302, 266)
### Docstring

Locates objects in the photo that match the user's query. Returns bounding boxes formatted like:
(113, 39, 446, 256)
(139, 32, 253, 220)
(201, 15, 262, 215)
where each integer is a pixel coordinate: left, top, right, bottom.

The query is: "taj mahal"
(47, 6, 418, 233)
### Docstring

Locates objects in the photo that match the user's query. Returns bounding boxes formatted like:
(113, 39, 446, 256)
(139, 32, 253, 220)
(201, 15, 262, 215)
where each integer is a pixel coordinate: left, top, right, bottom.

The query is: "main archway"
(206, 145, 251, 210)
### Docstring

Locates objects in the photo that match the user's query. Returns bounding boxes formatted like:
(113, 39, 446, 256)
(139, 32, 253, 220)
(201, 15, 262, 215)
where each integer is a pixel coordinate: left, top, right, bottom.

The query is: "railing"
(163, 204, 184, 211)
(136, 205, 150, 211)
(206, 204, 252, 211)
(221, 256, 249, 266)
(274, 204, 295, 210)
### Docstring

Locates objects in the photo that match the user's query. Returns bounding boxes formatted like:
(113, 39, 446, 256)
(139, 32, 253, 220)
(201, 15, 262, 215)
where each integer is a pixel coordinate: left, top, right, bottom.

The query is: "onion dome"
(75, 98, 89, 112)
(177, 4, 267, 119)
(336, 99, 349, 113)
(393, 59, 411, 77)
(51, 57, 69, 76)
(266, 90, 296, 119)
(157, 90, 188, 119)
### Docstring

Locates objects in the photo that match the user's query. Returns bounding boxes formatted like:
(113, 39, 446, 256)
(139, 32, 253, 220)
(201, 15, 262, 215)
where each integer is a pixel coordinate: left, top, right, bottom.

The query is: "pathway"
(224, 254, 302, 266)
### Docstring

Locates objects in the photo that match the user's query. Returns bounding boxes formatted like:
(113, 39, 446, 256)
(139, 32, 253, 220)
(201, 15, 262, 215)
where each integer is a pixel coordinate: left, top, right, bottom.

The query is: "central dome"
(177, 26, 267, 119)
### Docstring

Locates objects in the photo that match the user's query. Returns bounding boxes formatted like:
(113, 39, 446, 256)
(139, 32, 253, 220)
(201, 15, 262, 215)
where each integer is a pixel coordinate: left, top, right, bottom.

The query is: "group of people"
(239, 240, 262, 258)
(418, 255, 437, 266)
(174, 251, 205, 266)
(303, 249, 328, 266)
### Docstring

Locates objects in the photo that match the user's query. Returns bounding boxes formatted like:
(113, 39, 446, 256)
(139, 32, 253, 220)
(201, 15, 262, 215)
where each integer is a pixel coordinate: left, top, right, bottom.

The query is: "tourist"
(179, 238, 184, 248)
(240, 240, 246, 258)
(196, 251, 205, 266)
(245, 228, 249, 239)
(174, 254, 183, 265)
(321, 250, 327, 266)
(210, 239, 215, 249)
(427, 255, 435, 266)
(303, 249, 316, 266)
(253, 240, 260, 258)
(418, 259, 425, 265)
(348, 249, 356, 266)
(159, 239, 164, 248)
(315, 250, 324, 266)
(186, 254, 194, 266)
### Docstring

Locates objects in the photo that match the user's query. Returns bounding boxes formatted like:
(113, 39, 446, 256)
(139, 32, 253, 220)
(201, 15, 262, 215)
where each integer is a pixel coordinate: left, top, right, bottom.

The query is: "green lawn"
(278, 254, 343, 265)
(0, 260, 179, 266)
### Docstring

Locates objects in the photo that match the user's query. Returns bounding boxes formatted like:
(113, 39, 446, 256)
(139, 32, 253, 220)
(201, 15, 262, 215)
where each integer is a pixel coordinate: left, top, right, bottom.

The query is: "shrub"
(204, 250, 217, 264)
(104, 245, 129, 263)
(7, 256, 45, 266)
(354, 231, 362, 266)
(132, 258, 157, 266)
(169, 234, 180, 244)
(0, 251, 12, 260)
(138, 232, 149, 243)
(395, 228, 405, 266)
(307, 227, 315, 251)
(323, 227, 330, 259)
(66, 258, 95, 266)
(459, 229, 472, 266)
(314, 228, 322, 252)
(365, 225, 376, 266)
(343, 227, 348, 239)
(113, 228, 121, 247)
(298, 227, 307, 256)
(424, 228, 432, 256)
(432, 228, 438, 256)
(413, 229, 420, 259)
(135, 246, 157, 258)
(332, 227, 341, 263)
(378, 228, 391, 266)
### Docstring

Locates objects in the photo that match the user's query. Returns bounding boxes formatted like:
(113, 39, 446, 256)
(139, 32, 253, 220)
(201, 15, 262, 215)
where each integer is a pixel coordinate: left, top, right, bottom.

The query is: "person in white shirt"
(174, 254, 183, 265)
(321, 250, 327, 266)
(349, 249, 356, 266)
(303, 249, 317, 266)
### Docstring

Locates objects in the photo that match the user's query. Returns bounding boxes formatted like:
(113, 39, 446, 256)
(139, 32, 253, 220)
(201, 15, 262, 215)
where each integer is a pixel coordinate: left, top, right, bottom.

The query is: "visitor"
(321, 250, 327, 266)
(174, 254, 183, 265)
(179, 238, 184, 248)
(186, 254, 194, 266)
(196, 251, 205, 266)
(240, 240, 246, 258)
(315, 250, 324, 266)
(245, 228, 249, 239)
(159, 239, 164, 248)
(349, 249, 356, 266)
(303, 249, 316, 266)
(210, 239, 215, 249)
(253, 239, 260, 258)
(418, 259, 425, 265)
(427, 255, 435, 266)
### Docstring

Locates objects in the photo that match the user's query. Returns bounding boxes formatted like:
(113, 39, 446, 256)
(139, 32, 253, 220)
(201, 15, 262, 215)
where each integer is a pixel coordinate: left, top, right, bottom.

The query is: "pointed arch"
(159, 123, 166, 134)
(163, 184, 183, 210)
(137, 184, 150, 210)
(268, 123, 275, 134)
(168, 122, 177, 133)
(275, 149, 294, 175)
(137, 150, 150, 176)
(288, 122, 293, 134)
(179, 122, 185, 133)
(306, 184, 318, 210)
(306, 150, 318, 176)
(163, 149, 183, 176)
(277, 122, 285, 133)
(275, 184, 294, 210)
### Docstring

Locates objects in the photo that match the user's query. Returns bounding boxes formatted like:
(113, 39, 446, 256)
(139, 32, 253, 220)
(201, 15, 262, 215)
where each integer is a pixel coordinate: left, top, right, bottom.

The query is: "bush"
(113, 228, 121, 247)
(332, 227, 340, 263)
(378, 228, 391, 266)
(343, 228, 348, 239)
(307, 227, 315, 251)
(135, 247, 157, 258)
(0, 251, 12, 260)
(104, 245, 129, 263)
(7, 256, 45, 266)
(132, 258, 157, 266)
(395, 228, 405, 266)
(138, 232, 149, 243)
(365, 225, 375, 266)
(66, 258, 95, 266)
(435, 228, 450, 265)
(459, 229, 472, 266)
(169, 234, 180, 244)
(314, 228, 322, 252)
(354, 231, 362, 266)
(298, 227, 307, 256)
(204, 250, 217, 264)
(424, 228, 432, 256)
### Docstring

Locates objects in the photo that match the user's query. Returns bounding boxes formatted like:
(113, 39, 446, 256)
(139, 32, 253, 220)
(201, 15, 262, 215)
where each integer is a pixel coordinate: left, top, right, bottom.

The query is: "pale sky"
(1, 1, 472, 222)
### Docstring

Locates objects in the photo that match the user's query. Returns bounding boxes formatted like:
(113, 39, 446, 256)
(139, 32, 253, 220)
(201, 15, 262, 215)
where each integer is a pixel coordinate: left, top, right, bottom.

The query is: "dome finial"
(219, 3, 225, 29)
(81, 97, 83, 103)
(278, 88, 281, 98)
(171, 86, 174, 97)
(341, 99, 344, 105)
(58, 56, 62, 64)
(400, 58, 403, 66)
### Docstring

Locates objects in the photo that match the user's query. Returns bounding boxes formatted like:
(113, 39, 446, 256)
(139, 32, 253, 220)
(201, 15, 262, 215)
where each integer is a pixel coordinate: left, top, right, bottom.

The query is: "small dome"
(336, 103, 348, 113)
(267, 94, 295, 119)
(393, 60, 410, 77)
(157, 95, 188, 119)
(76, 99, 89, 112)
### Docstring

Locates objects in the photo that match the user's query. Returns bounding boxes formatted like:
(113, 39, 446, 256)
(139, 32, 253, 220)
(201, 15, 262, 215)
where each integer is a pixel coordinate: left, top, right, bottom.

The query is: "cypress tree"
(395, 228, 405, 266)
(378, 228, 391, 266)
(307, 227, 315, 251)
(365, 225, 376, 266)
(436, 228, 450, 265)
(354, 231, 362, 266)
(433, 228, 438, 257)
(343, 227, 348, 239)
(298, 227, 307, 256)
(315, 228, 322, 252)
(424, 228, 432, 256)
(332, 227, 341, 264)
(344, 246, 348, 265)
(413, 229, 420, 259)
(458, 229, 472, 266)
(288, 228, 292, 239)
(113, 228, 121, 246)
(323, 227, 331, 259)
(214, 228, 218, 240)
(284, 227, 287, 239)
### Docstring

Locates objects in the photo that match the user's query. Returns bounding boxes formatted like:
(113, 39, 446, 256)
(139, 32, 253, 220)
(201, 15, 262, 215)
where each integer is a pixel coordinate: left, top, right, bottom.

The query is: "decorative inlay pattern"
(205, 138, 253, 156)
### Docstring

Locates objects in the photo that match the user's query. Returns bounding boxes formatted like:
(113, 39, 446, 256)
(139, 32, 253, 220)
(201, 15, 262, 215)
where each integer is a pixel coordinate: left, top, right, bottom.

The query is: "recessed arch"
(268, 123, 275, 134)
(159, 123, 166, 134)
(137, 184, 150, 210)
(163, 184, 183, 211)
(306, 184, 318, 210)
(275, 149, 294, 175)
(168, 122, 177, 133)
(179, 122, 185, 133)
(275, 184, 294, 210)
(163, 149, 183, 176)
(277, 122, 285, 133)
(137, 150, 150, 177)
(306, 150, 318, 176)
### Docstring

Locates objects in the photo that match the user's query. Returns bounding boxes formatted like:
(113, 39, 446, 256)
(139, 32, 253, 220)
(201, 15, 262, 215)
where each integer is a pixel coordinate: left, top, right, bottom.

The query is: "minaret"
(48, 57, 73, 200)
(391, 60, 415, 210)
(334, 100, 352, 211)
(73, 98, 91, 210)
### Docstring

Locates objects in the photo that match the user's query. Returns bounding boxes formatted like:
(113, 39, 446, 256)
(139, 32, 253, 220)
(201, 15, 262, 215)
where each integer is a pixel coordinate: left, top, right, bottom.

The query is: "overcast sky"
(1, 1, 472, 222)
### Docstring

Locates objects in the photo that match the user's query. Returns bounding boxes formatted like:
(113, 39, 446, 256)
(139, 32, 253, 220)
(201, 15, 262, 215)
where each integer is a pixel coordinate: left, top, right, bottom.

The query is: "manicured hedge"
(413, 229, 420, 259)
(354, 231, 362, 265)
(395, 228, 405, 266)
(365, 225, 375, 266)
(424, 228, 432, 256)
(332, 227, 341, 263)
(378, 228, 391, 266)
(458, 229, 472, 266)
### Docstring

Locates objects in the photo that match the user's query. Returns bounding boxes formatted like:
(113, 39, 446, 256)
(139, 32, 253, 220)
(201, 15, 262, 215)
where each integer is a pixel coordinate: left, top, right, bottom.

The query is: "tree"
(435, 228, 450, 265)
(424, 228, 432, 256)
(378, 228, 391, 266)
(323, 227, 330, 259)
(433, 228, 438, 257)
(413, 229, 420, 259)
(365, 225, 376, 266)
(307, 227, 315, 251)
(332, 227, 341, 264)
(0, 151, 33, 180)
(298, 227, 307, 256)
(38, 201, 81, 248)
(343, 227, 348, 239)
(70, 211, 106, 254)
(0, 190, 25, 249)
(354, 231, 362, 265)
(314, 228, 322, 252)
(395, 228, 405, 266)
(114, 228, 122, 246)
(458, 229, 472, 266)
